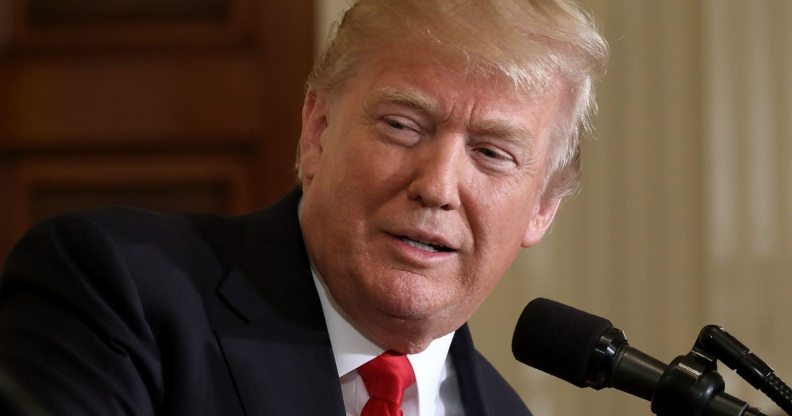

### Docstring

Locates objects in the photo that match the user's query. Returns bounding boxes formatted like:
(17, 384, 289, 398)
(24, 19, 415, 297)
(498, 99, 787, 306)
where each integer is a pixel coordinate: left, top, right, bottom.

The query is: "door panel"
(0, 0, 314, 263)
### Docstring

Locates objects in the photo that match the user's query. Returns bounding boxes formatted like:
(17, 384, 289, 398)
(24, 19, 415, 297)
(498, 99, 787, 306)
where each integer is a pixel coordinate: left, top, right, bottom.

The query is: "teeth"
(401, 237, 443, 253)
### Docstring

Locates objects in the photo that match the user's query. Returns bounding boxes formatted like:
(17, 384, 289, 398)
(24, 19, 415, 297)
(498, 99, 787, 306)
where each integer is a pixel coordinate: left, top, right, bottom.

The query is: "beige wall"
(315, 0, 350, 56)
(316, 1, 792, 414)
(700, 1, 792, 415)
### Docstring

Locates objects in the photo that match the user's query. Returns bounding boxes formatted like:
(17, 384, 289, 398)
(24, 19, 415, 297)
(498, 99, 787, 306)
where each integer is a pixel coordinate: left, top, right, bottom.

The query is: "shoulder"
(0, 193, 304, 415)
(13, 206, 246, 268)
(1, 207, 249, 326)
(2, 205, 263, 336)
(33, 206, 243, 253)
(3, 189, 304, 306)
(5, 208, 237, 292)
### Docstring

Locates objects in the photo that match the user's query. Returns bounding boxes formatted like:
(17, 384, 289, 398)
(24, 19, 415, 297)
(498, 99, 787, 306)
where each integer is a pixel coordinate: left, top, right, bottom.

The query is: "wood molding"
(10, 0, 255, 50)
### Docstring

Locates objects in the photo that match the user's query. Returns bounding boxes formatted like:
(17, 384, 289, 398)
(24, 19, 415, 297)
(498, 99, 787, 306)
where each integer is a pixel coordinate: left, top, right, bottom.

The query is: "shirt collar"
(310, 263, 454, 374)
(310, 263, 455, 414)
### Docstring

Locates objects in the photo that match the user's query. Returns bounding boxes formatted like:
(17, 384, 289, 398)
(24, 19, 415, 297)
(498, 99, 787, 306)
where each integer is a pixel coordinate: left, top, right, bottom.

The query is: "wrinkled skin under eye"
(378, 116, 422, 145)
(470, 144, 519, 172)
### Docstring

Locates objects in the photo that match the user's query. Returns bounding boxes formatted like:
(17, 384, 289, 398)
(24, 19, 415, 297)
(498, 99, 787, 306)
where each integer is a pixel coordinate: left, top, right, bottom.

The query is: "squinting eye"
(471, 146, 518, 172)
(385, 118, 407, 130)
(377, 116, 422, 146)
(474, 147, 507, 160)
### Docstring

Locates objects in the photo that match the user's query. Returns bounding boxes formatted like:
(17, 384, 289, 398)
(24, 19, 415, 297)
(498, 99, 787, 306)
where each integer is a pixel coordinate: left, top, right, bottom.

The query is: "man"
(0, 0, 607, 414)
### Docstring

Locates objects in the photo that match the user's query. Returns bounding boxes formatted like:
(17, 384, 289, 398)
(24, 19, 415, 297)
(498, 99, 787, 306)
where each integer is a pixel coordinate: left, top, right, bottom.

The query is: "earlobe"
(521, 196, 562, 248)
(299, 90, 329, 182)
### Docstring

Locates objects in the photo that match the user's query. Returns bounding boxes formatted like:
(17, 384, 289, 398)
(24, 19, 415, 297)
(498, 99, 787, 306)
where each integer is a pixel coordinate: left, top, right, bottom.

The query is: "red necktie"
(358, 351, 416, 416)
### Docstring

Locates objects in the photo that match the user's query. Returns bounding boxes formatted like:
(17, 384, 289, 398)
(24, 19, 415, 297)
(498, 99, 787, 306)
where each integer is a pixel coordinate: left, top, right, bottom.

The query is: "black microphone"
(512, 298, 767, 416)
(511, 297, 663, 398)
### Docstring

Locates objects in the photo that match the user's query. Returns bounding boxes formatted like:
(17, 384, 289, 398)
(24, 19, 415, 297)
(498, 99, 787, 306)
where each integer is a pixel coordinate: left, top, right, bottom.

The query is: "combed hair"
(305, 0, 608, 200)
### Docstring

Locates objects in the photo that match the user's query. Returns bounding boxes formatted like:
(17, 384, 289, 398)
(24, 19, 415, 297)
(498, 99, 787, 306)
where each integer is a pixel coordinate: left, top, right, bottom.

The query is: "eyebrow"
(471, 119, 535, 144)
(368, 87, 439, 115)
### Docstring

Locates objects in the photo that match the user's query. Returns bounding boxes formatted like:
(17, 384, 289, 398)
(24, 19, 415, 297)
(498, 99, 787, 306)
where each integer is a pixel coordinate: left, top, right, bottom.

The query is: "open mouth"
(398, 236, 455, 253)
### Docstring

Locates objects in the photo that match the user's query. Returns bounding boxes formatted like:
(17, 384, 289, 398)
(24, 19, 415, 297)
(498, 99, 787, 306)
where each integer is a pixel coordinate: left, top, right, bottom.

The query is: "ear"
(299, 89, 329, 184)
(521, 195, 562, 248)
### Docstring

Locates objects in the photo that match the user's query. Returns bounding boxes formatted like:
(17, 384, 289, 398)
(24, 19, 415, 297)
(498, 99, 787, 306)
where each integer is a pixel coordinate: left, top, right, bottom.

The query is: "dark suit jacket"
(0, 189, 530, 415)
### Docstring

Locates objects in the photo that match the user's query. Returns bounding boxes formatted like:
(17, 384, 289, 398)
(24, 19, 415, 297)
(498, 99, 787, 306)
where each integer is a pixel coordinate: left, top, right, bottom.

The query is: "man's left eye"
(473, 147, 509, 160)
(471, 146, 519, 172)
(385, 118, 408, 130)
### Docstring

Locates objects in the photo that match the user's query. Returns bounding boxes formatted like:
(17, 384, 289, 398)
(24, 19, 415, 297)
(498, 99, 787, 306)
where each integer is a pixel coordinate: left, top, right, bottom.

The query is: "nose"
(406, 136, 464, 210)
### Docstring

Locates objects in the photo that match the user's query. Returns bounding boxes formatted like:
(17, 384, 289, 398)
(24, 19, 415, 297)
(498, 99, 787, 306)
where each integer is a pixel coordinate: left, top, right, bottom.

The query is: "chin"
(380, 301, 440, 321)
(380, 295, 467, 331)
(370, 280, 449, 319)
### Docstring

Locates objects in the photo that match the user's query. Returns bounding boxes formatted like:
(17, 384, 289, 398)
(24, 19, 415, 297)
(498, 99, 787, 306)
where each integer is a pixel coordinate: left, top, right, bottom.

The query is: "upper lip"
(389, 229, 458, 251)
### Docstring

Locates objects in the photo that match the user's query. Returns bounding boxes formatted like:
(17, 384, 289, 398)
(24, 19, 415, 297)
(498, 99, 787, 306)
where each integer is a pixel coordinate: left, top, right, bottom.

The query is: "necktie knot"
(358, 350, 415, 416)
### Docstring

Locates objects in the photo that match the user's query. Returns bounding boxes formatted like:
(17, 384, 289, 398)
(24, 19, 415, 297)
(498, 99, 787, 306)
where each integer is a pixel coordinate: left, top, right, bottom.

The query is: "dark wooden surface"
(0, 0, 314, 264)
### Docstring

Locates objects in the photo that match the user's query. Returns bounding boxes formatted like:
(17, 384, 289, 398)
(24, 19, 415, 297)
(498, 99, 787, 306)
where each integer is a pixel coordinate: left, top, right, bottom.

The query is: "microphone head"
(512, 298, 615, 388)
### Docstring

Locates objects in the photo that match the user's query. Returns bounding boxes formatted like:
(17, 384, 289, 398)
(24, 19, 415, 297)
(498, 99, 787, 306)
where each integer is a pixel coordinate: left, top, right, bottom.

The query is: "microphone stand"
(651, 349, 767, 416)
(651, 322, 792, 416)
(697, 325, 792, 415)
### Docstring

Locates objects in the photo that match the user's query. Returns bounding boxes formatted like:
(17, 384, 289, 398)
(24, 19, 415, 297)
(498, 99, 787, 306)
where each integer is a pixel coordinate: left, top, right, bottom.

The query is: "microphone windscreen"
(512, 298, 614, 387)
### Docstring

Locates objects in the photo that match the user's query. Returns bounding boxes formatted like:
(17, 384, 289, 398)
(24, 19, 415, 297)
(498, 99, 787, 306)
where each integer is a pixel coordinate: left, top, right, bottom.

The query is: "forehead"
(363, 57, 524, 105)
(345, 45, 562, 106)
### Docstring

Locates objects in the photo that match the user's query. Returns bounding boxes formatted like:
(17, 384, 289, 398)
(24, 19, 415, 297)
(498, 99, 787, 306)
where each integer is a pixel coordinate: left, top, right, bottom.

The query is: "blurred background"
(2, 0, 791, 415)
(0, 0, 314, 259)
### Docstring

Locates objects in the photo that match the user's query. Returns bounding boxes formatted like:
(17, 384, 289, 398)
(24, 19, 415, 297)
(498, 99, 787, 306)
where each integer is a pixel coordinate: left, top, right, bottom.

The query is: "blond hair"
(304, 0, 608, 200)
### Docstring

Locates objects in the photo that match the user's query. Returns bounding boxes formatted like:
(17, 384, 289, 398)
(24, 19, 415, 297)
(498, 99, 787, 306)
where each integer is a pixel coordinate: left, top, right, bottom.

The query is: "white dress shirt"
(311, 266, 464, 416)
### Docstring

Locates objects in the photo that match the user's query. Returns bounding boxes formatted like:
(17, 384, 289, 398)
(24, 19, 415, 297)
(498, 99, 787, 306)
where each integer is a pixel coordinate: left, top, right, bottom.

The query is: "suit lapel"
(214, 190, 345, 415)
(450, 324, 491, 416)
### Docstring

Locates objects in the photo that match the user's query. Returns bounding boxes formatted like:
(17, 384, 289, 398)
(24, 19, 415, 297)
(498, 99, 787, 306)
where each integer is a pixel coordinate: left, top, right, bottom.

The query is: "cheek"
(313, 134, 413, 218)
(465, 186, 537, 269)
(468, 177, 538, 230)
(346, 134, 414, 186)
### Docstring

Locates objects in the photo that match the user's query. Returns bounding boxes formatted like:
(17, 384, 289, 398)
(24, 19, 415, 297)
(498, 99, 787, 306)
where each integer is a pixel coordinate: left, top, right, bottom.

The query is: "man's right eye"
(378, 116, 422, 145)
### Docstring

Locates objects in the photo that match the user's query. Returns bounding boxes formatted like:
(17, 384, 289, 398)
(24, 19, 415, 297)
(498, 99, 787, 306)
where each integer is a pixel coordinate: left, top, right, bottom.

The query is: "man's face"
(299, 52, 564, 353)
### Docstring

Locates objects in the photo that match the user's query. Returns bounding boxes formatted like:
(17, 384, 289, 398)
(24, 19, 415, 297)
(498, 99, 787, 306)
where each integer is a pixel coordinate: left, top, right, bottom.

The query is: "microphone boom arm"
(696, 325, 792, 416)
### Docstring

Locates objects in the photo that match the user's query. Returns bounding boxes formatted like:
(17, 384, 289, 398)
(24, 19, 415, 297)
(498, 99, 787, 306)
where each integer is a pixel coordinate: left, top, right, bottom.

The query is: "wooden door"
(0, 0, 314, 262)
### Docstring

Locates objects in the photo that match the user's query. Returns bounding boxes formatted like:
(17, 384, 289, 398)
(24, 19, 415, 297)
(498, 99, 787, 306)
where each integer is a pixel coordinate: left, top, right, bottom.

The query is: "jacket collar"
(450, 324, 490, 415)
(214, 189, 345, 415)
